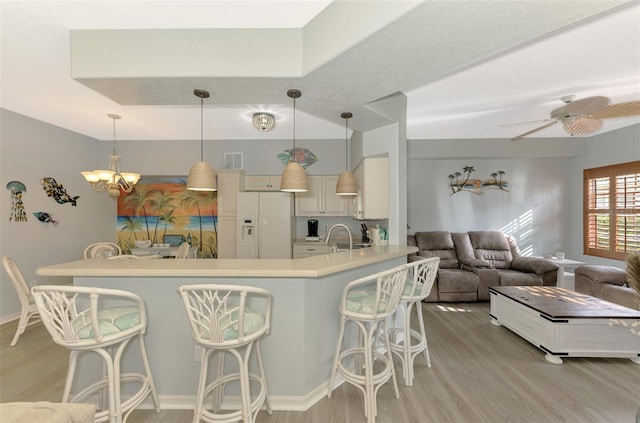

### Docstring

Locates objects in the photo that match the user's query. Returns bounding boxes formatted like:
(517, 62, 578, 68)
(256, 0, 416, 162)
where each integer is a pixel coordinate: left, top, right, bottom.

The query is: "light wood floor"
(2, 302, 639, 422)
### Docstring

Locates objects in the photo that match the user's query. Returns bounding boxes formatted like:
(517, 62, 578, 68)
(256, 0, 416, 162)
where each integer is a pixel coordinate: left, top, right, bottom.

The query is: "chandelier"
(81, 114, 140, 199)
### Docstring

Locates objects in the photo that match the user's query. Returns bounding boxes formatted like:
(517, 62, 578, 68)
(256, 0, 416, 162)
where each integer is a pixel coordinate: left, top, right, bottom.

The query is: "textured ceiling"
(1, 1, 639, 142)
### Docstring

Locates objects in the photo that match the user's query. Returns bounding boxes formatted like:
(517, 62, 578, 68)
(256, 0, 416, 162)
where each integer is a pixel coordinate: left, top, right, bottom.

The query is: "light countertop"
(36, 245, 417, 278)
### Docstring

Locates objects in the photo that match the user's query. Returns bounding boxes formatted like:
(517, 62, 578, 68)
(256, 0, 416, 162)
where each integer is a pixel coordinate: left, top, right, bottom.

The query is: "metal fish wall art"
(277, 147, 318, 169)
(33, 211, 59, 226)
(41, 177, 79, 206)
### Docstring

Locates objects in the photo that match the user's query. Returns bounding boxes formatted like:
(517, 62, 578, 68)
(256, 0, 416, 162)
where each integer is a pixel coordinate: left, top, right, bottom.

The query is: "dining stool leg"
(63, 350, 79, 403)
(327, 317, 347, 399)
(137, 334, 161, 412)
(254, 339, 272, 414)
(193, 348, 212, 423)
(415, 301, 431, 367)
(211, 350, 225, 413)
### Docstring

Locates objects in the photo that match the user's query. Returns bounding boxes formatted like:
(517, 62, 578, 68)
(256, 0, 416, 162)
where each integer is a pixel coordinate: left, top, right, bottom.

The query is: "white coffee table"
(490, 286, 640, 364)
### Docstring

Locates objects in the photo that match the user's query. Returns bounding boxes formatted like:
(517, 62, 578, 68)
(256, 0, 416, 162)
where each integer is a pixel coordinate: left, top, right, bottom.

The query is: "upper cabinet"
(295, 175, 350, 217)
(244, 175, 282, 191)
(353, 157, 388, 220)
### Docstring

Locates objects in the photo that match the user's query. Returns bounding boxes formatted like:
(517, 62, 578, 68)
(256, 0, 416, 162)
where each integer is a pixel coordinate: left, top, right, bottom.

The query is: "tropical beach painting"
(116, 176, 218, 258)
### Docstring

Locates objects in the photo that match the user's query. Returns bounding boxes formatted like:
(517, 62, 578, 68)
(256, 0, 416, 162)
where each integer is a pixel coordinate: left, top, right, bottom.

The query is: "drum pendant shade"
(336, 112, 358, 195)
(281, 162, 308, 192)
(187, 89, 216, 191)
(281, 89, 308, 192)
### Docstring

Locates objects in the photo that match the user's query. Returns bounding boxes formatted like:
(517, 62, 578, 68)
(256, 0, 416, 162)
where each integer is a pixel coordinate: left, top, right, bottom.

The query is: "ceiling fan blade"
(564, 117, 602, 136)
(589, 101, 640, 119)
(511, 120, 559, 141)
(551, 96, 610, 119)
(499, 118, 553, 127)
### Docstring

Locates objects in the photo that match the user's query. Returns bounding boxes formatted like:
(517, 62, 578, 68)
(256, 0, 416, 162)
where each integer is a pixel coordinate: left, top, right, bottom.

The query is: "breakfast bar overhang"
(36, 245, 416, 411)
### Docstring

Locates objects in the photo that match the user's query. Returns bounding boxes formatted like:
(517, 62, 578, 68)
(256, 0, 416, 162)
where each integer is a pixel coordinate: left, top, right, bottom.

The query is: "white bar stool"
(327, 265, 408, 423)
(388, 257, 440, 386)
(31, 285, 161, 423)
(178, 284, 273, 423)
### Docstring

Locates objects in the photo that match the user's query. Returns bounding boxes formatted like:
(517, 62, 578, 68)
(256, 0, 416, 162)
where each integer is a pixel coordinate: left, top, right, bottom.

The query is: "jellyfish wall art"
(6, 180, 28, 222)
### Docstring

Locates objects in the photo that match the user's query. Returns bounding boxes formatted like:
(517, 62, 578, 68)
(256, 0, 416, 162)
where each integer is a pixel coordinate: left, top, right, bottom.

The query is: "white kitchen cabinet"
(244, 175, 281, 191)
(293, 243, 334, 258)
(216, 170, 245, 258)
(353, 157, 388, 220)
(295, 175, 350, 217)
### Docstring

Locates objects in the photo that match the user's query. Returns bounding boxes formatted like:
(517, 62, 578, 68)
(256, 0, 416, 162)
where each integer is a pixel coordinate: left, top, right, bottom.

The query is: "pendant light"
(81, 114, 140, 199)
(187, 89, 217, 191)
(280, 89, 308, 192)
(336, 112, 358, 195)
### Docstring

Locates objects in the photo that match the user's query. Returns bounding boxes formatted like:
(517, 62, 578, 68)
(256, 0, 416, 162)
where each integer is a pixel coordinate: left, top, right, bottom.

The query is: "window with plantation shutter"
(584, 161, 640, 260)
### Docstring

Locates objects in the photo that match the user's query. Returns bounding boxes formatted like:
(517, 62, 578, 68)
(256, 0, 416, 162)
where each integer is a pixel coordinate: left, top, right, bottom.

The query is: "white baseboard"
(0, 313, 20, 326)
(136, 379, 342, 412)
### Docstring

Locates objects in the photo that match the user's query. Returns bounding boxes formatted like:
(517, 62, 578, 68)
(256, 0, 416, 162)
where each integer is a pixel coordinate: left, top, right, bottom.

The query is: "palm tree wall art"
(448, 167, 509, 195)
(117, 176, 218, 258)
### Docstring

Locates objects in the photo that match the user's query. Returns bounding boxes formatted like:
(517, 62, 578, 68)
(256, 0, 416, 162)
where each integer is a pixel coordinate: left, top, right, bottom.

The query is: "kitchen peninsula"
(37, 245, 416, 411)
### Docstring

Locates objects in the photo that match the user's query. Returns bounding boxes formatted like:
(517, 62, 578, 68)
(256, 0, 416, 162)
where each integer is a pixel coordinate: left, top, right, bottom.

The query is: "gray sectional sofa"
(408, 231, 558, 302)
(575, 265, 638, 310)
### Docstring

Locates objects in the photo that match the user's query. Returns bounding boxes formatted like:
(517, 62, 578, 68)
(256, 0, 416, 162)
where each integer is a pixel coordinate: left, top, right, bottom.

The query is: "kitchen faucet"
(325, 224, 353, 251)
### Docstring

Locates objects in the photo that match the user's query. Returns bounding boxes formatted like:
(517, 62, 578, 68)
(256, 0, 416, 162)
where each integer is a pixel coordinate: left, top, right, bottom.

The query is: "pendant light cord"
(344, 116, 348, 170)
(200, 96, 204, 161)
(292, 96, 297, 154)
(341, 112, 352, 171)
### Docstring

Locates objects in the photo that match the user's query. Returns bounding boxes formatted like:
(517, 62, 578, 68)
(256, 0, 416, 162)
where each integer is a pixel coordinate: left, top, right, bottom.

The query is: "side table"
(547, 257, 585, 288)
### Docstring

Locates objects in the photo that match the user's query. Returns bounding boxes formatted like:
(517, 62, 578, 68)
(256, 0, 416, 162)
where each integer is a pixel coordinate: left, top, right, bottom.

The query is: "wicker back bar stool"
(31, 285, 161, 423)
(178, 284, 273, 423)
(327, 264, 408, 423)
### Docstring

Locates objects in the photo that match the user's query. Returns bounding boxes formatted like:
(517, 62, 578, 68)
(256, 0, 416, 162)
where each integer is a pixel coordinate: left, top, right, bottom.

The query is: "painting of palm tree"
(117, 176, 218, 258)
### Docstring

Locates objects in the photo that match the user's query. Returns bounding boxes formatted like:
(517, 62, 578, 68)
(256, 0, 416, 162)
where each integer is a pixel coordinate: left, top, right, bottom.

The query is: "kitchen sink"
(335, 242, 371, 251)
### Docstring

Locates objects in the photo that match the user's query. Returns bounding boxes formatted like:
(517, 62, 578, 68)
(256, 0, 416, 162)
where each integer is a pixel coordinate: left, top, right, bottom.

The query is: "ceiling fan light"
(336, 171, 358, 196)
(187, 161, 217, 191)
(280, 162, 308, 192)
(564, 117, 602, 136)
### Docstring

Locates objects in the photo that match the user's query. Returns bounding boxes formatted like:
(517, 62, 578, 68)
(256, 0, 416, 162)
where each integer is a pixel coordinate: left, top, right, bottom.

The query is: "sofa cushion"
(575, 266, 626, 286)
(496, 270, 543, 287)
(468, 231, 513, 269)
(511, 257, 558, 274)
(414, 231, 459, 269)
(437, 269, 479, 293)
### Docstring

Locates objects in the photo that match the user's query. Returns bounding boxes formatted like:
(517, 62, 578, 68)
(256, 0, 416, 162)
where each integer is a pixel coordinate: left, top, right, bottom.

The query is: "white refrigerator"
(236, 192, 295, 259)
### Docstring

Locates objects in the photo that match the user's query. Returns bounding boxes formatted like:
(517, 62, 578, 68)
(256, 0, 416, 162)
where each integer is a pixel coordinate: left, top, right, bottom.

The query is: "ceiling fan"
(508, 95, 640, 141)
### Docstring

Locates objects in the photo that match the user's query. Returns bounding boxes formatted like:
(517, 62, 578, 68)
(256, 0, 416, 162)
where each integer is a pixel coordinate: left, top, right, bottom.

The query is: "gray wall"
(1, 109, 115, 323)
(407, 124, 639, 264)
(407, 157, 569, 257)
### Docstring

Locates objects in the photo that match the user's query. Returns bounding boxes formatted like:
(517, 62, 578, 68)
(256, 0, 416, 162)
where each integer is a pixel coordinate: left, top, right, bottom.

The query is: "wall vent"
(224, 152, 243, 169)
